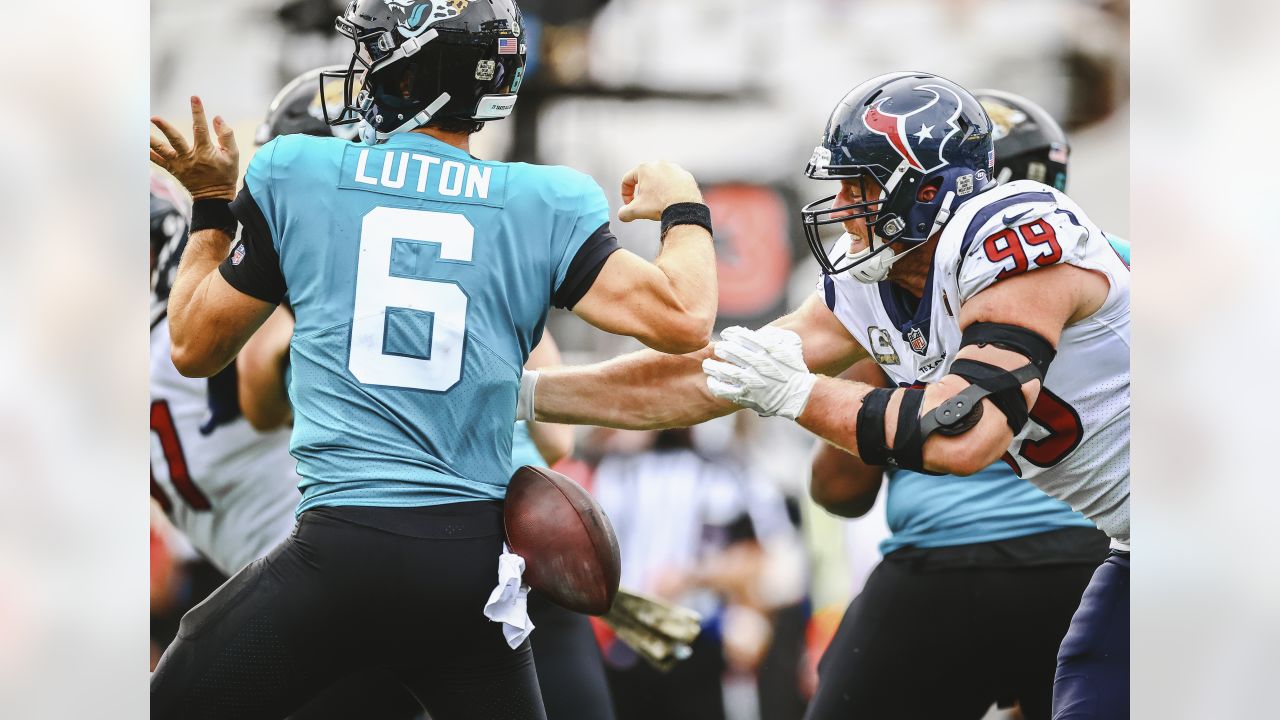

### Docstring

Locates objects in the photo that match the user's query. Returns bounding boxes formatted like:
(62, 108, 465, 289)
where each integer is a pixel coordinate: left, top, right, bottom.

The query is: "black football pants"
(150, 502, 546, 720)
(805, 535, 1103, 720)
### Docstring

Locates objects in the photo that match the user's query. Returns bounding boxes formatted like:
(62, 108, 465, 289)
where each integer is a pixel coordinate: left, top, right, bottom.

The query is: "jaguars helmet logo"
(981, 99, 1028, 142)
(383, 0, 471, 37)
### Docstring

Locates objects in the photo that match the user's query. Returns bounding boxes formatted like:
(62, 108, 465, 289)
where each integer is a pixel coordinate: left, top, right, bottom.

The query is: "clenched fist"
(618, 161, 703, 222)
(149, 96, 239, 201)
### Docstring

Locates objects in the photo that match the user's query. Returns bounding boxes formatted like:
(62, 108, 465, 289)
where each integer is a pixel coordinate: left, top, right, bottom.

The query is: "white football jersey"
(822, 180, 1130, 544)
(150, 318, 302, 574)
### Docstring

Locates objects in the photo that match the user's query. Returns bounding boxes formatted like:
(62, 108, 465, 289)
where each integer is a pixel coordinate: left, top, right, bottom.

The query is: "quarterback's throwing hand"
(702, 326, 816, 420)
(618, 161, 703, 222)
(150, 96, 239, 201)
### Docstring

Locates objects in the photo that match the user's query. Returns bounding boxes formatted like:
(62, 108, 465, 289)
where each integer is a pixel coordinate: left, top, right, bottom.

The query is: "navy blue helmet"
(324, 0, 526, 144)
(801, 72, 995, 276)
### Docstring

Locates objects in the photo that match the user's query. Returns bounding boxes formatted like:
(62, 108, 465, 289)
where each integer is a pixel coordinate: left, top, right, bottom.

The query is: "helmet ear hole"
(917, 179, 942, 203)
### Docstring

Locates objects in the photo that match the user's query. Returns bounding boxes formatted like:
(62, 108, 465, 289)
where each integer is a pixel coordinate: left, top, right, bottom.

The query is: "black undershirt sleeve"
(218, 186, 287, 304)
(552, 222, 621, 310)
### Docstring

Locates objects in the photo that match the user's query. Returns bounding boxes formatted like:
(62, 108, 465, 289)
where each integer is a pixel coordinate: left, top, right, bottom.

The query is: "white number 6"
(349, 207, 474, 391)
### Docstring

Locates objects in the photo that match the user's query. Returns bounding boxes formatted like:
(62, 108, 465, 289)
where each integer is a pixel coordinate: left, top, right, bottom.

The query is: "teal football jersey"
(509, 421, 548, 472)
(1106, 234, 1130, 267)
(241, 133, 609, 513)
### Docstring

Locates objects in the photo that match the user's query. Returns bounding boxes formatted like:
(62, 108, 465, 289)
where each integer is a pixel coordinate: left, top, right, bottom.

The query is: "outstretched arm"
(709, 263, 1109, 476)
(531, 293, 866, 429)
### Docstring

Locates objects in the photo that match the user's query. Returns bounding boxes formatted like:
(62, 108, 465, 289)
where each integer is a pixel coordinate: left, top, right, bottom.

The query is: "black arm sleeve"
(551, 222, 621, 310)
(218, 186, 287, 304)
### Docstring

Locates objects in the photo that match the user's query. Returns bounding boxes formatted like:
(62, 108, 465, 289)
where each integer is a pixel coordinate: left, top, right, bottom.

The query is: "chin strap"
(360, 92, 453, 145)
(844, 189, 956, 285)
(843, 235, 929, 284)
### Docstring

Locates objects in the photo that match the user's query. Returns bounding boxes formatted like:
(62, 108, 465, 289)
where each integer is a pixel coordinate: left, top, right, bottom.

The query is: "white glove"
(702, 326, 816, 420)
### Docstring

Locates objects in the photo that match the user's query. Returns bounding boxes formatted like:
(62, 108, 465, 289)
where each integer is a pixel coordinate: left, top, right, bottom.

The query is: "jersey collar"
(381, 132, 480, 161)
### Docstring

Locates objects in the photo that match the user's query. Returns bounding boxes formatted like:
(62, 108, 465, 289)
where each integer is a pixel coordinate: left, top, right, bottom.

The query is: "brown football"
(504, 466, 621, 615)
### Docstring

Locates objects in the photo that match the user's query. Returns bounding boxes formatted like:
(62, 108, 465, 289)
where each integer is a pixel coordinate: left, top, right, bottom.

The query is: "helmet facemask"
(803, 156, 976, 283)
(800, 155, 939, 278)
(324, 18, 453, 144)
(322, 16, 386, 130)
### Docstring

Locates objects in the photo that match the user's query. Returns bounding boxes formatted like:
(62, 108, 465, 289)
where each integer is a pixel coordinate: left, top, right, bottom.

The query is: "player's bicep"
(959, 263, 1101, 347)
(553, 222, 622, 311)
(770, 293, 867, 377)
(570, 249, 669, 333)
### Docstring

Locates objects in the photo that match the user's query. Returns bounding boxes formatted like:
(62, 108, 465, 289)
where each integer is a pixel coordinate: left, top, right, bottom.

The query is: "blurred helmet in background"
(256, 65, 361, 146)
(801, 72, 995, 280)
(325, 0, 527, 144)
(975, 88, 1070, 191)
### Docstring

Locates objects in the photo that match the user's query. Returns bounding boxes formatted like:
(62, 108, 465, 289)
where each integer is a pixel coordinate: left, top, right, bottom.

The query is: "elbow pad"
(854, 322, 1055, 472)
(941, 321, 1058, 434)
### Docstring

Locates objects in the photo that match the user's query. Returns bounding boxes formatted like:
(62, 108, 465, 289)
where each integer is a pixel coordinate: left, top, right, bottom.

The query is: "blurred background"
(14, 0, 1280, 716)
(147, 1, 1129, 718)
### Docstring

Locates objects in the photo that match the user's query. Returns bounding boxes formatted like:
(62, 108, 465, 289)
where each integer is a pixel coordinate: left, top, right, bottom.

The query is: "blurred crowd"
(150, 1, 1129, 718)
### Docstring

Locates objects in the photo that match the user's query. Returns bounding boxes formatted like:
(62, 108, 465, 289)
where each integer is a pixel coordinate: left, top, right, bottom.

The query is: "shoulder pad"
(947, 181, 1096, 303)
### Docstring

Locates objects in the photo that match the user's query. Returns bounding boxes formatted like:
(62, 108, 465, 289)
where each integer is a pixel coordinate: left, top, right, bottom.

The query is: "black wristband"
(660, 202, 713, 241)
(191, 198, 238, 237)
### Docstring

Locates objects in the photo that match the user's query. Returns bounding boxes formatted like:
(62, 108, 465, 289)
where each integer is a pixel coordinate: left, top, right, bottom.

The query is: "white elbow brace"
(515, 370, 540, 422)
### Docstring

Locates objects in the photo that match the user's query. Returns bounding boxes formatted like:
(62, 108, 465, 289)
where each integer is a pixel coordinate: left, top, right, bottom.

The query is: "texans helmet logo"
(861, 84, 964, 173)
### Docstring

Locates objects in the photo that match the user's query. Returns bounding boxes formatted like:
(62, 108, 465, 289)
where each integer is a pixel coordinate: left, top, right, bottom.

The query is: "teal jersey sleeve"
(240, 137, 285, 250)
(1105, 233, 1130, 267)
(502, 163, 611, 299)
(551, 170, 610, 295)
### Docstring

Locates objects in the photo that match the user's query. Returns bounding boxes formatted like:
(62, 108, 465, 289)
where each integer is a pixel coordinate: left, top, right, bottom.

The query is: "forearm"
(652, 225, 717, 335)
(797, 375, 1013, 476)
(809, 442, 883, 518)
(795, 376, 873, 456)
(238, 350, 291, 431)
(535, 346, 737, 429)
(168, 228, 237, 375)
(527, 420, 574, 465)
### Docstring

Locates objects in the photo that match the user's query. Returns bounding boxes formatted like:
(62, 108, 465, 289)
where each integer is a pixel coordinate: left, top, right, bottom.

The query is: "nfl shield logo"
(232, 243, 246, 266)
(907, 327, 928, 355)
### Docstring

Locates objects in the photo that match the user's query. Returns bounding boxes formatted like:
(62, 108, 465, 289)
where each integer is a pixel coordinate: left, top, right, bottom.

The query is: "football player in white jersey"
(150, 173, 301, 578)
(519, 72, 1130, 719)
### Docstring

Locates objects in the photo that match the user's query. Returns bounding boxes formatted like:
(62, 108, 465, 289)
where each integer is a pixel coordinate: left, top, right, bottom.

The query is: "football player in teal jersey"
(798, 90, 1112, 720)
(148, 1, 716, 717)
